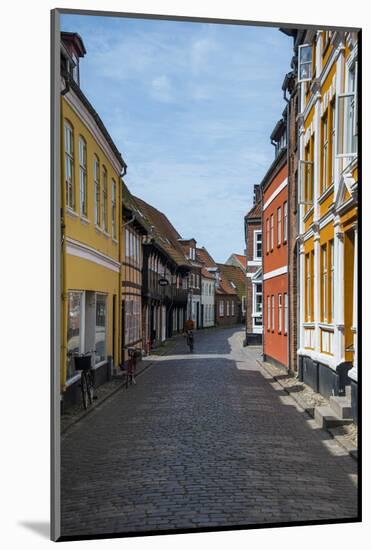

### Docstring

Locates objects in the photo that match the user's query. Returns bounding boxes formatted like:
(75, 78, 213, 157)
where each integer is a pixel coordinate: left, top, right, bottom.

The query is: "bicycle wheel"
(87, 372, 94, 405)
(81, 373, 89, 409)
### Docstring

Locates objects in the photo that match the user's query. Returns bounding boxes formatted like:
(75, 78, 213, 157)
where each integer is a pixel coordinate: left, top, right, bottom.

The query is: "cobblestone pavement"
(61, 327, 358, 538)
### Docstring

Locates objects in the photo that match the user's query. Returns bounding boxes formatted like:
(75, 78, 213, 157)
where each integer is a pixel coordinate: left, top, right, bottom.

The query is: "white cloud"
(150, 75, 174, 103)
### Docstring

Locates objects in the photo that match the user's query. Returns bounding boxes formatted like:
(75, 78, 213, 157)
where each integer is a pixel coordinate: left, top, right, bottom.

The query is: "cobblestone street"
(61, 327, 358, 538)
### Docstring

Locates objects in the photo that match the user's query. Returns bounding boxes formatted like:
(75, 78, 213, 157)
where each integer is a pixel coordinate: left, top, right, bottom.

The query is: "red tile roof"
(217, 263, 246, 300)
(245, 200, 262, 219)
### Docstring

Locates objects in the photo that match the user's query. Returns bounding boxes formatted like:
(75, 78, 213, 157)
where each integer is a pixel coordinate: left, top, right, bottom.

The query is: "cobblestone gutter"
(258, 360, 358, 460)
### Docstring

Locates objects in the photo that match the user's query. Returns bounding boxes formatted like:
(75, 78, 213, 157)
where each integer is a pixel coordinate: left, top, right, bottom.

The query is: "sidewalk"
(258, 359, 358, 460)
(61, 335, 181, 435)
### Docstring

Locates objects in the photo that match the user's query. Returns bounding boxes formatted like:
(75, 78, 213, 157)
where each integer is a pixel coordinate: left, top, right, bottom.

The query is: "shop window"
(95, 294, 107, 365)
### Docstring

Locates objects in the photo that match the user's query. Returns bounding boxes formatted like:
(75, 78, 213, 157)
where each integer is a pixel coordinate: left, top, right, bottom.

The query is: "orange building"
(262, 116, 289, 369)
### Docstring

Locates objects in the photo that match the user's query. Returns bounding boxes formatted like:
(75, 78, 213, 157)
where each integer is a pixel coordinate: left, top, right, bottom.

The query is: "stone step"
(314, 405, 353, 430)
(329, 396, 353, 420)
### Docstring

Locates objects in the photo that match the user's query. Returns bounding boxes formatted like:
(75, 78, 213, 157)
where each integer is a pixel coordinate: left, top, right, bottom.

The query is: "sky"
(61, 14, 294, 263)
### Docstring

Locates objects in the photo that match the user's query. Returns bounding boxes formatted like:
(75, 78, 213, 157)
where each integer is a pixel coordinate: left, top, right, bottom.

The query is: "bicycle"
(185, 330, 194, 353)
(73, 351, 97, 409)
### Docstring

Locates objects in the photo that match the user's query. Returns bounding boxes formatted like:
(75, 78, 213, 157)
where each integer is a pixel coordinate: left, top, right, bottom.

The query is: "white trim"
(247, 260, 261, 267)
(263, 265, 288, 281)
(262, 178, 288, 211)
(63, 86, 123, 174)
(253, 229, 262, 261)
(66, 237, 120, 272)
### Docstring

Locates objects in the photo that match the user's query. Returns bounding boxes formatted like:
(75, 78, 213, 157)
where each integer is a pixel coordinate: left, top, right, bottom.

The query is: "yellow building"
(60, 32, 127, 408)
(297, 30, 358, 415)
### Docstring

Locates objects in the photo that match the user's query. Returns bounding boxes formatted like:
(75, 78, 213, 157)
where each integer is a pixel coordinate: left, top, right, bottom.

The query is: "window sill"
(303, 206, 314, 223)
(80, 216, 90, 224)
(102, 230, 111, 238)
(112, 237, 118, 244)
(318, 183, 334, 204)
(95, 224, 104, 233)
(66, 208, 79, 219)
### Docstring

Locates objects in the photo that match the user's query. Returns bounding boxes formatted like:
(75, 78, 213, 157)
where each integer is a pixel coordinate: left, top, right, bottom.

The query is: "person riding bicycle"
(185, 329, 194, 352)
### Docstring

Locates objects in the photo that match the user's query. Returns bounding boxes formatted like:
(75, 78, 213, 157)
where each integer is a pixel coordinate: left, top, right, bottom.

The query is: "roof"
(217, 263, 246, 300)
(121, 182, 149, 234)
(245, 200, 262, 219)
(133, 196, 191, 269)
(201, 267, 215, 280)
(196, 247, 218, 269)
(234, 254, 247, 268)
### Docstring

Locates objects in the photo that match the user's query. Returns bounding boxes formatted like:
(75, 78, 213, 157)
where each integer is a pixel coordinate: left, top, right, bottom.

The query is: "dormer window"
(189, 247, 196, 260)
(72, 53, 79, 84)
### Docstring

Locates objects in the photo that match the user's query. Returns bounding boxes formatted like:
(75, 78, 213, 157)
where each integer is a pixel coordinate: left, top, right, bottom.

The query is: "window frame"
(270, 214, 274, 251)
(283, 201, 288, 243)
(298, 43, 313, 83)
(102, 165, 108, 232)
(284, 293, 288, 335)
(253, 230, 262, 260)
(278, 293, 282, 333)
(78, 135, 87, 217)
(112, 179, 117, 239)
(64, 120, 75, 210)
(94, 155, 101, 226)
(277, 207, 282, 247)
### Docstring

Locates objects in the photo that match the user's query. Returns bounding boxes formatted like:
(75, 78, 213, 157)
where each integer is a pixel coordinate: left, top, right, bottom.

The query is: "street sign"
(158, 278, 169, 286)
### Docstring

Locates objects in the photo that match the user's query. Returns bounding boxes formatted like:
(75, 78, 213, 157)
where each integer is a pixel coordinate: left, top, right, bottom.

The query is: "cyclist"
(185, 329, 194, 353)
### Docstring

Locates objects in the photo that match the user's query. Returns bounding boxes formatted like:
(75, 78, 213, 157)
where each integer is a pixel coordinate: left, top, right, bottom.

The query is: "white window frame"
(64, 121, 75, 210)
(94, 155, 101, 226)
(283, 201, 288, 242)
(253, 230, 262, 260)
(267, 296, 271, 331)
(232, 301, 235, 316)
(298, 44, 313, 83)
(219, 300, 224, 317)
(284, 293, 288, 335)
(322, 113, 329, 192)
(330, 240, 334, 323)
(322, 244, 328, 322)
(278, 293, 282, 333)
(298, 160, 314, 206)
(336, 60, 358, 158)
(226, 301, 230, 317)
(277, 207, 282, 246)
(242, 295, 247, 313)
(102, 166, 108, 232)
(79, 136, 87, 217)
(270, 214, 274, 251)
(266, 219, 270, 253)
(112, 179, 117, 239)
(271, 295, 275, 332)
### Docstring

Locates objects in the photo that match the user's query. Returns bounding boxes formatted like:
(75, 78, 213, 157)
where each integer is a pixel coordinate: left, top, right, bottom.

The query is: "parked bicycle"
(185, 330, 194, 353)
(121, 348, 141, 389)
(72, 350, 97, 409)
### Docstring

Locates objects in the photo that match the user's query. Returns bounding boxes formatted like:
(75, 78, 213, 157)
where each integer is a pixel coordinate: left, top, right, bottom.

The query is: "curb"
(257, 360, 358, 462)
(61, 340, 177, 436)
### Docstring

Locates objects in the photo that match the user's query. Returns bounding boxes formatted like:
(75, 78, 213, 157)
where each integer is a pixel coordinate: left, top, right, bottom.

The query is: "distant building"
(225, 253, 247, 271)
(196, 247, 217, 328)
(215, 264, 244, 326)
(178, 239, 203, 329)
(244, 184, 263, 345)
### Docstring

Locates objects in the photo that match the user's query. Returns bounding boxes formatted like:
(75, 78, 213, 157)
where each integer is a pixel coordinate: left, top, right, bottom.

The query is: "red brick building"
(215, 264, 240, 326)
(262, 116, 289, 369)
(244, 185, 263, 345)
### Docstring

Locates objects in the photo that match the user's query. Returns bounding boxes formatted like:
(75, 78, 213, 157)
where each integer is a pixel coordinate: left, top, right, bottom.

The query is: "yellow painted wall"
(61, 99, 121, 262)
(319, 190, 335, 218)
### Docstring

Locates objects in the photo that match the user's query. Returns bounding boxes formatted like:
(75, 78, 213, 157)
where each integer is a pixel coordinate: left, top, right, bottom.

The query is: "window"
(124, 295, 141, 346)
(231, 301, 235, 316)
(219, 301, 224, 317)
(298, 44, 313, 83)
(112, 179, 117, 239)
(79, 137, 87, 217)
(102, 166, 108, 232)
(95, 294, 107, 365)
(226, 301, 230, 317)
(67, 291, 83, 380)
(270, 214, 274, 250)
(64, 121, 75, 210)
(284, 293, 288, 334)
(278, 294, 282, 333)
(305, 252, 314, 321)
(277, 207, 282, 246)
(254, 231, 262, 260)
(267, 296, 271, 331)
(255, 283, 263, 314)
(283, 201, 288, 242)
(266, 219, 270, 253)
(321, 244, 328, 322)
(271, 295, 275, 332)
(336, 61, 358, 157)
(94, 156, 101, 226)
(300, 138, 314, 211)
(330, 240, 334, 323)
(330, 100, 336, 183)
(321, 112, 329, 193)
(242, 295, 246, 313)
